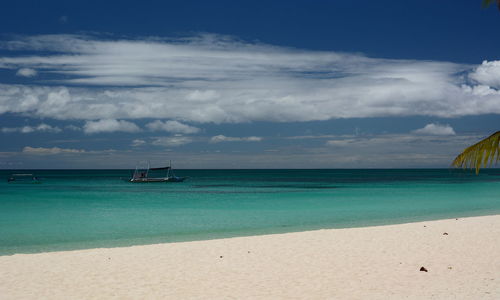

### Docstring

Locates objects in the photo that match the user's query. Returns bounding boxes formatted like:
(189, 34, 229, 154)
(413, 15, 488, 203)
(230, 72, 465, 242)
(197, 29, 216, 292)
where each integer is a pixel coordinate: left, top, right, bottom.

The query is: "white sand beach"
(0, 215, 499, 299)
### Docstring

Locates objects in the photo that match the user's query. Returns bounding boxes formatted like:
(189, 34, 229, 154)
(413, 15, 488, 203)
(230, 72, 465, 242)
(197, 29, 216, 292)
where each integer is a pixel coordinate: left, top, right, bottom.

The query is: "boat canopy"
(149, 166, 171, 171)
(129, 161, 186, 183)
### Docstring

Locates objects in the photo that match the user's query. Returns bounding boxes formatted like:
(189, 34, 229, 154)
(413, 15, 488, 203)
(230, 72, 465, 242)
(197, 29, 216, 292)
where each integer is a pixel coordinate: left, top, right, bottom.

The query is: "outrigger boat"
(7, 173, 41, 184)
(129, 161, 187, 183)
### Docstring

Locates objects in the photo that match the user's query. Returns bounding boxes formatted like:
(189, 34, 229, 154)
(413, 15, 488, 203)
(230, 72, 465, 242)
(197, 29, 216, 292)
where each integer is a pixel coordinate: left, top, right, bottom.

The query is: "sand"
(0, 215, 499, 299)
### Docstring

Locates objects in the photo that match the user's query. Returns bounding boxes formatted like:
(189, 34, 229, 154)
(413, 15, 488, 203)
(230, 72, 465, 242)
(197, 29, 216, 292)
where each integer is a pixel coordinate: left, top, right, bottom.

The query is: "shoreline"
(3, 211, 500, 256)
(1, 215, 499, 299)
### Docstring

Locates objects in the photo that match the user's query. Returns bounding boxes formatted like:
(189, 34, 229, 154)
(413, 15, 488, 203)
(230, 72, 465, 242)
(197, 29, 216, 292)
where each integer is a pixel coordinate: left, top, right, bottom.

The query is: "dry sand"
(0, 215, 499, 299)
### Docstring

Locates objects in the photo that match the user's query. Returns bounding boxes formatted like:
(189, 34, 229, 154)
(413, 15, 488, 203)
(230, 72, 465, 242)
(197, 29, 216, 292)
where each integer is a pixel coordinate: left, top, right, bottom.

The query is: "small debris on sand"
(443, 232, 448, 235)
(420, 267, 428, 272)
(220, 256, 223, 258)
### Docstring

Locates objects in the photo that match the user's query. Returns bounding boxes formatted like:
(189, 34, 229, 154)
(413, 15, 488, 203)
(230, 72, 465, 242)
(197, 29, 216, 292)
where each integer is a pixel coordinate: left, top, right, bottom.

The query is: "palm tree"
(450, 3, 499, 174)
(452, 131, 500, 174)
(482, 0, 500, 10)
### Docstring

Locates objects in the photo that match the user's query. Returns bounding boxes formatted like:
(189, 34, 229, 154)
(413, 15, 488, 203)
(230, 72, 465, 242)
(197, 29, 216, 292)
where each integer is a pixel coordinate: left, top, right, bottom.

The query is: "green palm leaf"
(452, 131, 500, 174)
(482, 0, 500, 10)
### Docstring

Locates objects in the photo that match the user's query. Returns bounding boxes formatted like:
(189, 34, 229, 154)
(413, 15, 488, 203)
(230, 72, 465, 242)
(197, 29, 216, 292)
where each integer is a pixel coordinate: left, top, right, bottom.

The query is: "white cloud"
(146, 120, 200, 134)
(131, 139, 146, 147)
(0, 34, 499, 124)
(325, 139, 357, 147)
(151, 136, 193, 147)
(65, 125, 81, 131)
(22, 146, 85, 155)
(412, 123, 456, 136)
(15, 68, 37, 77)
(469, 60, 500, 89)
(210, 135, 262, 143)
(34, 123, 61, 133)
(1, 123, 61, 133)
(83, 119, 141, 134)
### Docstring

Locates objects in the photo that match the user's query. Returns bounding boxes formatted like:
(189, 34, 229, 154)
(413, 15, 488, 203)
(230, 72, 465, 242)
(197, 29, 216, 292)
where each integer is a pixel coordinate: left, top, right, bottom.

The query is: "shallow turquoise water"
(1, 169, 499, 255)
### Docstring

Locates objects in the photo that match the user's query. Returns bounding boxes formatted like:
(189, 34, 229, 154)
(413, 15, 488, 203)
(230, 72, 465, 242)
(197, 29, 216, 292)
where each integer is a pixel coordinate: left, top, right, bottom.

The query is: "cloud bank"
(22, 146, 85, 155)
(11, 132, 480, 168)
(1, 123, 61, 133)
(0, 34, 499, 125)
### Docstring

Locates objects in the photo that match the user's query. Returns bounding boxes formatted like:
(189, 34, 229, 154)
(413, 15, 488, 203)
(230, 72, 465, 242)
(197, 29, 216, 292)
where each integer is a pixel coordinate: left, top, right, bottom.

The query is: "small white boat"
(7, 173, 41, 184)
(129, 161, 187, 183)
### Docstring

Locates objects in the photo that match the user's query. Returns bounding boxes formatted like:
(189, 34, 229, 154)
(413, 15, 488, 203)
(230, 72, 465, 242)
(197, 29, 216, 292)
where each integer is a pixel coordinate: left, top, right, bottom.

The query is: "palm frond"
(452, 131, 500, 174)
(481, 0, 493, 8)
(482, 0, 500, 10)
(482, 0, 494, 8)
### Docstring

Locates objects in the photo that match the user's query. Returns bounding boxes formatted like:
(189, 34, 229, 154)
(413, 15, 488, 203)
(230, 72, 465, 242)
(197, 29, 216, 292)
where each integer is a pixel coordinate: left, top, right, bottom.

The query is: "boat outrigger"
(129, 161, 187, 183)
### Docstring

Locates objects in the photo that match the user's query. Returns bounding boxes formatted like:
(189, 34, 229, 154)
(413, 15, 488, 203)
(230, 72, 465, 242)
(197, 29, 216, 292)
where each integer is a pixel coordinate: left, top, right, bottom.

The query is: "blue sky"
(0, 0, 499, 169)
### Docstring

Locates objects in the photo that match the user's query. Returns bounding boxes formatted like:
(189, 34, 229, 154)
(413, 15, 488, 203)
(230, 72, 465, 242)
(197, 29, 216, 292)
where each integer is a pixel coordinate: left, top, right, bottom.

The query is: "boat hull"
(129, 177, 187, 183)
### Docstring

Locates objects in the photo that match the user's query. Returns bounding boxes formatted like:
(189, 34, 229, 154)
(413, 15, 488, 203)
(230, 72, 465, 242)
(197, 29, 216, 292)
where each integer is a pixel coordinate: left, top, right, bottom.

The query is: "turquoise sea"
(1, 169, 499, 255)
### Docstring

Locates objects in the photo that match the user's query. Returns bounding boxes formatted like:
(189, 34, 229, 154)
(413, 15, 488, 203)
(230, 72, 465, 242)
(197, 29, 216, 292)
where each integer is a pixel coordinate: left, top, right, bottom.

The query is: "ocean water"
(1, 169, 499, 255)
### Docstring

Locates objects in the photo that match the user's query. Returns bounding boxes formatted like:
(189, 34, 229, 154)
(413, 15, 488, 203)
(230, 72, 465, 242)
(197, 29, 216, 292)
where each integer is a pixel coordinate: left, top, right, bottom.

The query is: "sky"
(0, 0, 499, 169)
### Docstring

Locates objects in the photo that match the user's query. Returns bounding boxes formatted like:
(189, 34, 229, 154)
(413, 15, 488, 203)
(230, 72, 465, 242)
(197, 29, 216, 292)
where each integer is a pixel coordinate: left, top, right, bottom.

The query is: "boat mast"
(167, 160, 171, 178)
(133, 163, 139, 180)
